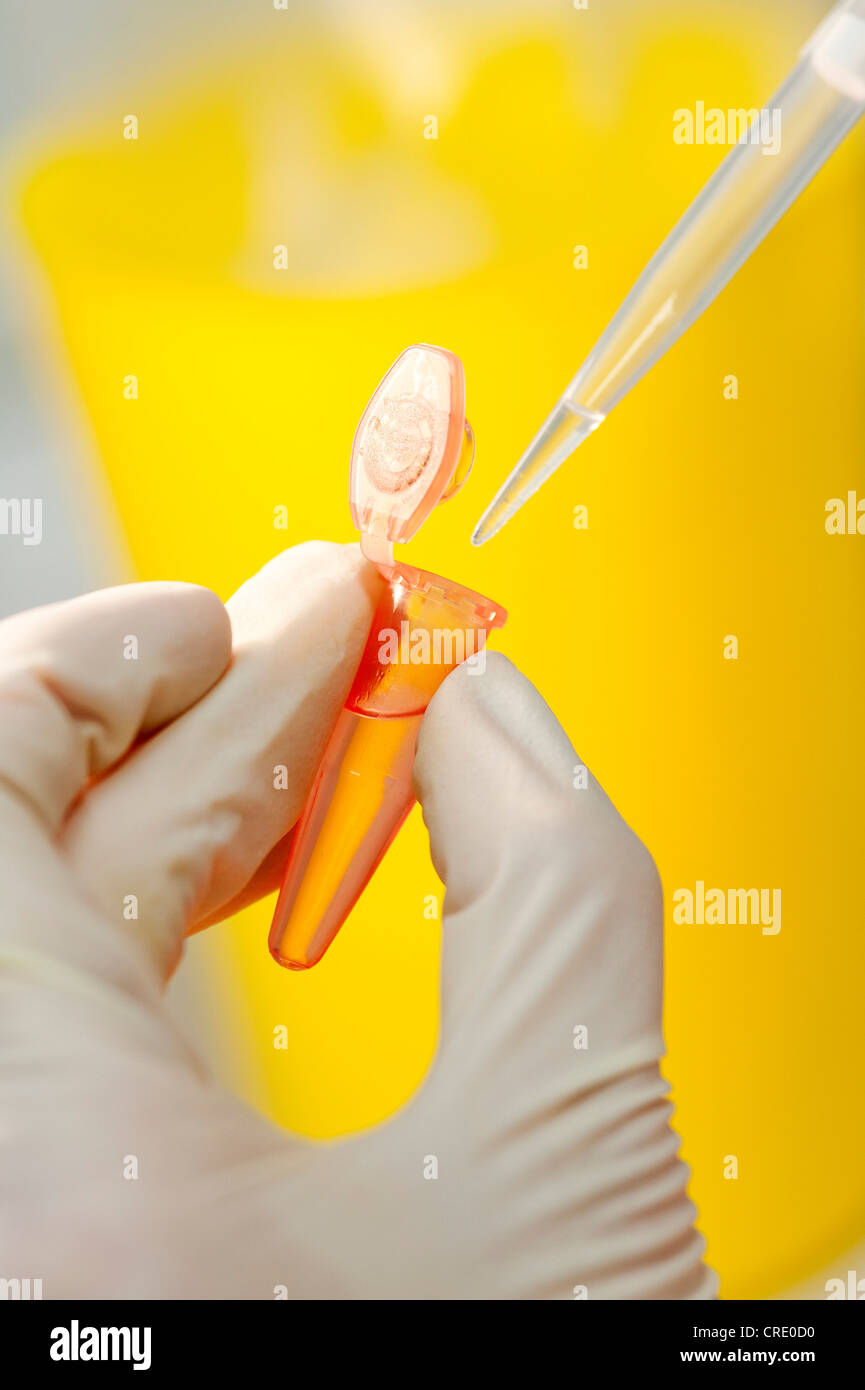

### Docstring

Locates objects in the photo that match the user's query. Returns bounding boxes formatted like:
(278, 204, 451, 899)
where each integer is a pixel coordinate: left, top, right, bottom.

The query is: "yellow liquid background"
(8, 1, 865, 1296)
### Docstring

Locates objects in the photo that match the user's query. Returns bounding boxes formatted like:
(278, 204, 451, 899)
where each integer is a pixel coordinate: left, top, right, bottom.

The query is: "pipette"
(471, 0, 865, 546)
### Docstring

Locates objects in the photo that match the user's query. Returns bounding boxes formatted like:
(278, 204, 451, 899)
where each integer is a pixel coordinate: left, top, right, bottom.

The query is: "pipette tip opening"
(470, 399, 604, 545)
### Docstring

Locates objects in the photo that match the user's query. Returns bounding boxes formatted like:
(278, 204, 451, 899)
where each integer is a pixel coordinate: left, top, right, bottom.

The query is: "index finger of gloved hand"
(412, 655, 664, 1098)
(61, 543, 381, 976)
(0, 582, 231, 846)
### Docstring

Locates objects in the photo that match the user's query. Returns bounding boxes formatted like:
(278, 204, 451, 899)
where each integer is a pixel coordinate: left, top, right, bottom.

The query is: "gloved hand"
(0, 541, 716, 1299)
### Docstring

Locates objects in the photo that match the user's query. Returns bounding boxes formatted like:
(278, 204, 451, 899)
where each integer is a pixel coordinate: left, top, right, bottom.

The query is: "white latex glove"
(0, 541, 717, 1299)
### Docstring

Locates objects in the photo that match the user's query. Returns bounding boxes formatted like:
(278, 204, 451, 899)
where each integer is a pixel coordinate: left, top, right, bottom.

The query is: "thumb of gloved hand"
(408, 655, 717, 1299)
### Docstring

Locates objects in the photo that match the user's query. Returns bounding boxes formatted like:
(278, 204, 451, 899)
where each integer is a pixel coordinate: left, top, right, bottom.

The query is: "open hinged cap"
(350, 344, 473, 563)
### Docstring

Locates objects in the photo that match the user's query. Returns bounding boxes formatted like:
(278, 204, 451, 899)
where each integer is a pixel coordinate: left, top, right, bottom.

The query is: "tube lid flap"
(350, 344, 472, 559)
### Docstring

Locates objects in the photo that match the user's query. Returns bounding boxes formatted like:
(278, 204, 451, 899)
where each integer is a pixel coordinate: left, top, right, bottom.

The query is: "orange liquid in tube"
(269, 346, 506, 969)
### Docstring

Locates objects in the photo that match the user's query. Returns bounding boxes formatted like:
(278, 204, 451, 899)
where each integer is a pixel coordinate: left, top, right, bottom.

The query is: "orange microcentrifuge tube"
(269, 345, 506, 970)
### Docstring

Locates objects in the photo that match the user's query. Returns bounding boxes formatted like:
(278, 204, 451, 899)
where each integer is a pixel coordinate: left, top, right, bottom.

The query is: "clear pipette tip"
(472, 0, 865, 546)
(471, 400, 604, 545)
